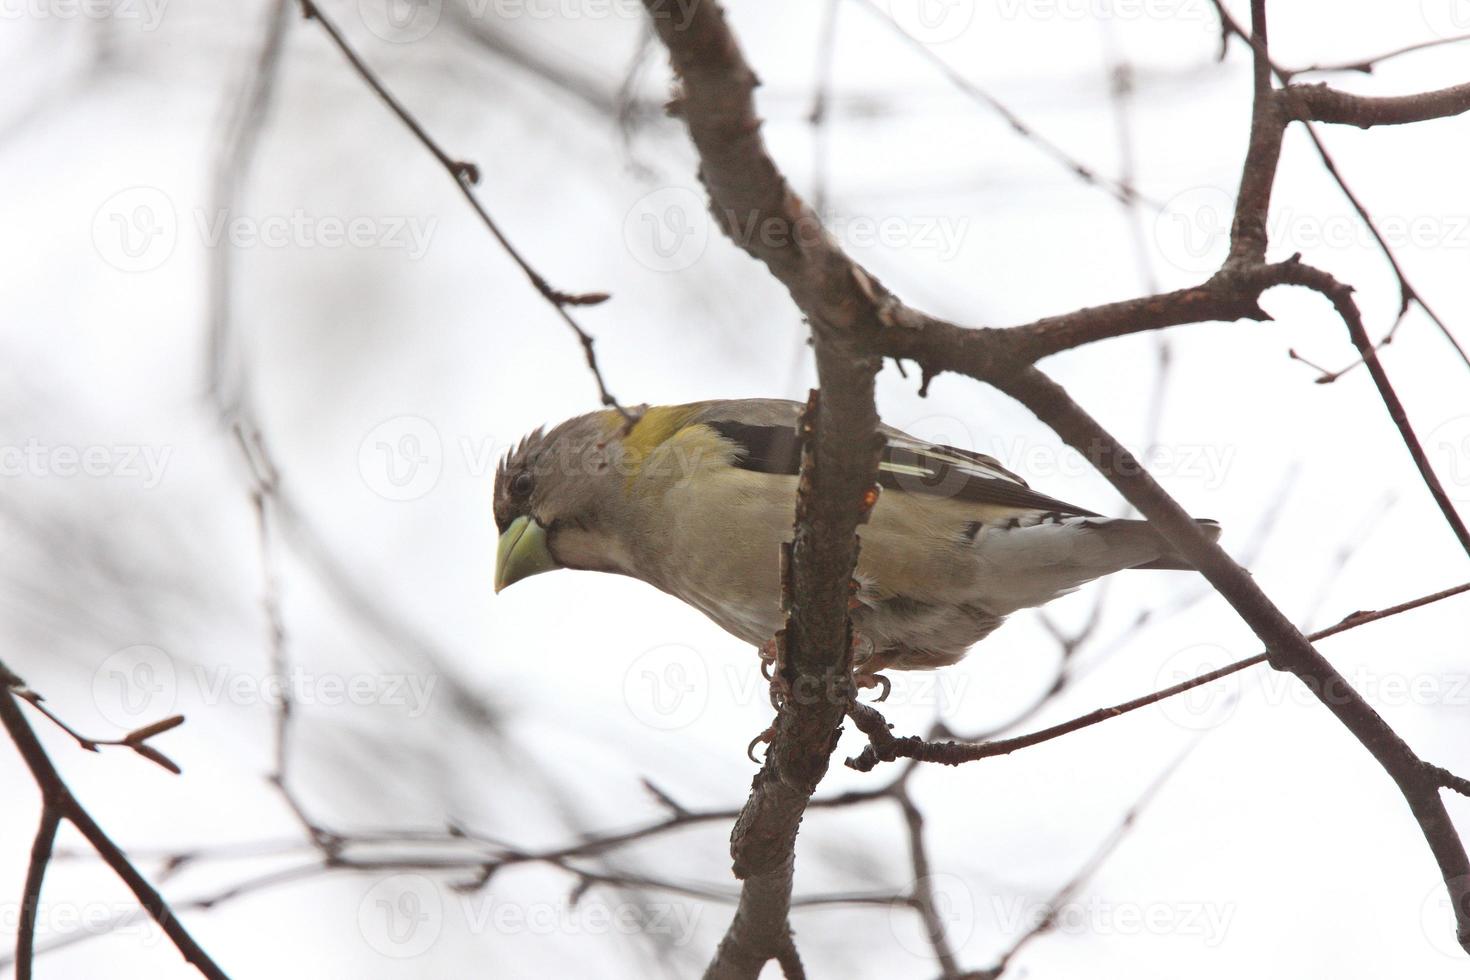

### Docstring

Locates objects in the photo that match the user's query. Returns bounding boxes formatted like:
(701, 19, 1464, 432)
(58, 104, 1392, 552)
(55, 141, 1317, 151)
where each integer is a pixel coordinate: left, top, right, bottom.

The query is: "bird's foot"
(852, 670, 891, 702)
(759, 633, 789, 710)
(746, 723, 776, 763)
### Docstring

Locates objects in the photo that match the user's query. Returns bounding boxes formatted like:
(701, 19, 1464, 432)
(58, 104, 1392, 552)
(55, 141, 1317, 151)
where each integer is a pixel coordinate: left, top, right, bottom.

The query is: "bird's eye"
(510, 472, 534, 498)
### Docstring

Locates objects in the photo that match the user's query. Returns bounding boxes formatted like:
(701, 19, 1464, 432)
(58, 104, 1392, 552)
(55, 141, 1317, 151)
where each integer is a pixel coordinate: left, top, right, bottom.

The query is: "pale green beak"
(495, 515, 559, 593)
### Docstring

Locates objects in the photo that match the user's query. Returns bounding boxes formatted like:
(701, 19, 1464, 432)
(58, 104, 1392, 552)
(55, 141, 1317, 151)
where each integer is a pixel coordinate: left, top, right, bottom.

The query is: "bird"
(493, 398, 1218, 681)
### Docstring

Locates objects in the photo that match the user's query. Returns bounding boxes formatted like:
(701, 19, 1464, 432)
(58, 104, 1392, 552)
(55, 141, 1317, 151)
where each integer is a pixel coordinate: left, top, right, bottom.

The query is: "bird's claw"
(853, 671, 891, 703)
(746, 724, 775, 763)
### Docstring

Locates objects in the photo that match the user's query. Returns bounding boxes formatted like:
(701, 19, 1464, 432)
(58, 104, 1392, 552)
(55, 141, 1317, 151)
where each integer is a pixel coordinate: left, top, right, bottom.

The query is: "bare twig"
(1282, 33, 1470, 81)
(853, 0, 1149, 207)
(16, 806, 61, 980)
(0, 666, 229, 979)
(979, 744, 1197, 979)
(848, 580, 1470, 771)
(295, 0, 634, 420)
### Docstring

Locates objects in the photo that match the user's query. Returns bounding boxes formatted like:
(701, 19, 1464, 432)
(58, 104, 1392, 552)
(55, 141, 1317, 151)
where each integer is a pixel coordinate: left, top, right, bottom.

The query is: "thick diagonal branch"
(991, 364, 1470, 952)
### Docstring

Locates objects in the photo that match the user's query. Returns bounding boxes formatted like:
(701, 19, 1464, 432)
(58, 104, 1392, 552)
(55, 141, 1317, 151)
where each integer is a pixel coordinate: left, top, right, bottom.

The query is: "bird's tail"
(1109, 518, 1222, 570)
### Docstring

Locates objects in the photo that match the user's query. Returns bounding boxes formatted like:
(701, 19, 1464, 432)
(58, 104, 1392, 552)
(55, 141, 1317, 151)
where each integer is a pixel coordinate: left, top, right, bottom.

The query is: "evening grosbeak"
(493, 399, 1218, 677)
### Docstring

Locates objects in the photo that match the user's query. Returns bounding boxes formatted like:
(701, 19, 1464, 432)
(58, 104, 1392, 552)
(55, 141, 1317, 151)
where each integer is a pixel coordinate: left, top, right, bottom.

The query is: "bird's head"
(493, 404, 732, 594)
(493, 408, 669, 593)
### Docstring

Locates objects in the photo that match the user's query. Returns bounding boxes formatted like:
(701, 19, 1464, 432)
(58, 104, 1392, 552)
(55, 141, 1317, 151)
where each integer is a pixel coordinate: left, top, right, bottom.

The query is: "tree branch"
(295, 0, 633, 420)
(847, 580, 1470, 771)
(642, 0, 1470, 966)
(0, 668, 229, 980)
(1285, 80, 1470, 128)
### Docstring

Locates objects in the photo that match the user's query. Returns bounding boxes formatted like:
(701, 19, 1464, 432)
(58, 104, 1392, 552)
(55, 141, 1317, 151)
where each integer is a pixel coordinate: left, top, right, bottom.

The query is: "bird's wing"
(686, 399, 1098, 517)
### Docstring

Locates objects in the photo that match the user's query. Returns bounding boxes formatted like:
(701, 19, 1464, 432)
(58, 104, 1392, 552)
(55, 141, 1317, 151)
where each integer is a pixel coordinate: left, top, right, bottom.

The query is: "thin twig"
(853, 0, 1150, 208)
(0, 671, 229, 979)
(848, 584, 1470, 771)
(1283, 32, 1470, 80)
(296, 0, 634, 420)
(16, 806, 62, 980)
